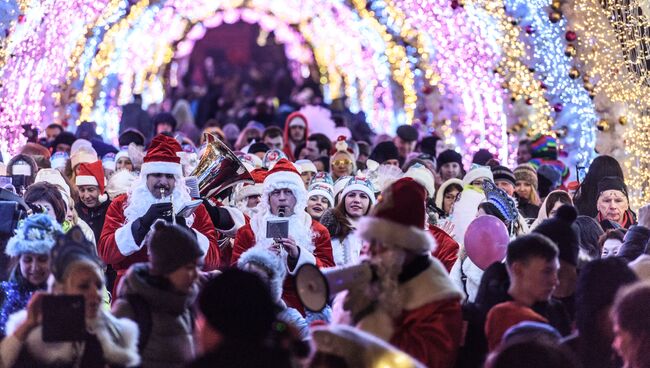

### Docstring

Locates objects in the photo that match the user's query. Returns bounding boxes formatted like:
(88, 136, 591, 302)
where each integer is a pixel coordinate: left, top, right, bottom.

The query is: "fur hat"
(5, 214, 62, 257)
(237, 246, 286, 301)
(472, 149, 494, 166)
(436, 149, 463, 170)
(51, 132, 76, 151)
(146, 220, 203, 276)
(141, 134, 183, 177)
(358, 178, 435, 253)
(463, 164, 494, 186)
(369, 141, 399, 164)
(395, 125, 418, 142)
(106, 169, 137, 200)
(115, 147, 130, 164)
(492, 165, 516, 187)
(533, 205, 579, 266)
(35, 168, 71, 197)
(404, 163, 435, 198)
(514, 164, 538, 190)
(311, 325, 425, 368)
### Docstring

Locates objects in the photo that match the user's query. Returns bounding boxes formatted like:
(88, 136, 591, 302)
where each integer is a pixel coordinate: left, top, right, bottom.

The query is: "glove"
(141, 202, 173, 228)
(131, 202, 173, 245)
(202, 199, 219, 226)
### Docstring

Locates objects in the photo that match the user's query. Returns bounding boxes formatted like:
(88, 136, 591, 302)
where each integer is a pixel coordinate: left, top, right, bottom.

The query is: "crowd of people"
(0, 81, 649, 368)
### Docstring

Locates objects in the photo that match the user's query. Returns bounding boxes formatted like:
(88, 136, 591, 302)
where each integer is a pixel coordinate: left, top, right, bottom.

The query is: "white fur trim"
(140, 161, 183, 177)
(76, 175, 99, 187)
(4, 310, 140, 367)
(194, 229, 210, 257)
(434, 179, 463, 210)
(357, 308, 395, 341)
(287, 245, 317, 275)
(264, 170, 305, 196)
(115, 222, 142, 256)
(237, 183, 264, 202)
(220, 207, 246, 237)
(115, 150, 130, 163)
(357, 217, 437, 253)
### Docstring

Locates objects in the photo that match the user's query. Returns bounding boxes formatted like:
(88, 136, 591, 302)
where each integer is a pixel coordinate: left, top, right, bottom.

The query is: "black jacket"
(76, 199, 111, 243)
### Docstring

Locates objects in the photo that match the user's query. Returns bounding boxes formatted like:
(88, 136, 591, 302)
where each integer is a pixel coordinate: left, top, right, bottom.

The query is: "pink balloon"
(464, 215, 510, 270)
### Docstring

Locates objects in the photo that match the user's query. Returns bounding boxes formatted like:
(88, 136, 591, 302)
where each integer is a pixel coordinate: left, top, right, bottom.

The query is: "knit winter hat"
(463, 164, 494, 186)
(530, 134, 558, 160)
(308, 172, 335, 206)
(333, 175, 353, 204)
(198, 268, 276, 341)
(341, 175, 376, 205)
(404, 163, 436, 198)
(237, 246, 286, 301)
(358, 178, 435, 253)
(119, 129, 146, 147)
(533, 205, 579, 266)
(483, 181, 519, 224)
(369, 141, 400, 164)
(146, 220, 203, 276)
(262, 149, 288, 169)
(295, 159, 317, 174)
(51, 132, 77, 151)
(436, 149, 463, 170)
(492, 165, 516, 187)
(514, 163, 538, 190)
(70, 145, 98, 169)
(141, 134, 183, 177)
(49, 151, 69, 171)
(5, 213, 62, 257)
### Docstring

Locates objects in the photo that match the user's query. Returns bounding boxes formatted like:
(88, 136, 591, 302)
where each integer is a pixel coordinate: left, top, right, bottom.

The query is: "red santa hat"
(263, 158, 307, 208)
(357, 177, 436, 253)
(140, 134, 183, 177)
(75, 160, 108, 202)
(236, 168, 267, 202)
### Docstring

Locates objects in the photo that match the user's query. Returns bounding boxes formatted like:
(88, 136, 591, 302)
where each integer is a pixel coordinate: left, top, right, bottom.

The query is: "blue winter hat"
(5, 213, 62, 257)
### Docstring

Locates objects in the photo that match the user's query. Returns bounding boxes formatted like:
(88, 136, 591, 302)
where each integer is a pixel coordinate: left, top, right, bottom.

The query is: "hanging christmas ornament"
(525, 25, 535, 34)
(619, 116, 628, 126)
(553, 103, 564, 112)
(569, 68, 581, 79)
(597, 120, 610, 131)
(565, 30, 577, 42)
(565, 44, 576, 57)
(549, 11, 562, 23)
(551, 0, 562, 10)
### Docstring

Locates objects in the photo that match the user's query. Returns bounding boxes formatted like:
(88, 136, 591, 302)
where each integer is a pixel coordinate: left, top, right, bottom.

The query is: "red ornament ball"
(565, 30, 577, 42)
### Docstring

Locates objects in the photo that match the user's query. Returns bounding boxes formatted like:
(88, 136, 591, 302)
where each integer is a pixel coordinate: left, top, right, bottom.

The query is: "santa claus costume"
(99, 134, 219, 295)
(354, 178, 464, 368)
(231, 159, 334, 314)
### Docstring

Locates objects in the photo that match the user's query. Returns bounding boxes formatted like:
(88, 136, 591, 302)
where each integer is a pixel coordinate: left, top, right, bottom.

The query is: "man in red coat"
(350, 178, 464, 368)
(231, 158, 334, 313)
(99, 134, 219, 294)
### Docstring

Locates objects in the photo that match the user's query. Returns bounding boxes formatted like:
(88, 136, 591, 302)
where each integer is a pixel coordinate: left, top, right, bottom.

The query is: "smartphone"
(266, 219, 289, 239)
(176, 199, 202, 218)
(42, 295, 86, 342)
(576, 165, 587, 183)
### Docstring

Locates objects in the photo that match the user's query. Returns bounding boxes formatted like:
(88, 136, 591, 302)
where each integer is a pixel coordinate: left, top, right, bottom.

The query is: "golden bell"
(569, 68, 580, 79)
(619, 116, 628, 126)
(551, 0, 562, 10)
(597, 120, 610, 131)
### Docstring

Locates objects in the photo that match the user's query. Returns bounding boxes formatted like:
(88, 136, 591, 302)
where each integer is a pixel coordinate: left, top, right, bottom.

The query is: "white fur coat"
(2, 309, 140, 367)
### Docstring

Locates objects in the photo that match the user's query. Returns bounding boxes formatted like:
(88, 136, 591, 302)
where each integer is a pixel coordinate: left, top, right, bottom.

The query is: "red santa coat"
(357, 260, 463, 368)
(99, 194, 220, 294)
(231, 218, 334, 314)
(429, 225, 460, 273)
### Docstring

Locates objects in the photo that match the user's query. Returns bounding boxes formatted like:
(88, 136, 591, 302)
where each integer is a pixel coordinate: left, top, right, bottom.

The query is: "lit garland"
(503, 0, 598, 169)
(563, 0, 650, 207)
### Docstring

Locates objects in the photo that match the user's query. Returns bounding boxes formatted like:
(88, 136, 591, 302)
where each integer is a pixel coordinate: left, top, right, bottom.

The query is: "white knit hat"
(404, 163, 436, 198)
(295, 159, 317, 174)
(341, 176, 376, 205)
(462, 164, 494, 186)
(333, 176, 353, 204)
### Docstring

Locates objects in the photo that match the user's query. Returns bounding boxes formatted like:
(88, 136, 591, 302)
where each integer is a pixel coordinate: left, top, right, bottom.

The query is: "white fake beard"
(236, 200, 262, 218)
(250, 209, 314, 256)
(370, 248, 406, 317)
(123, 176, 194, 227)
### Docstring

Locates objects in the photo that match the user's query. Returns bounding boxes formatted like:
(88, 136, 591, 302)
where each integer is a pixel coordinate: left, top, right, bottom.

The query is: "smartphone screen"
(42, 295, 86, 342)
(576, 165, 587, 183)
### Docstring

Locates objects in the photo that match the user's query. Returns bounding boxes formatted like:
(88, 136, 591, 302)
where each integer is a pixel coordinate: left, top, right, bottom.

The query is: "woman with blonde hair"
(514, 164, 541, 223)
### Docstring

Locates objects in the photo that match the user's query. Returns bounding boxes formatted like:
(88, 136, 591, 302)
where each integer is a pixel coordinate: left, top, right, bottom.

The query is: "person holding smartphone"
(1, 227, 140, 368)
(231, 159, 334, 315)
(0, 214, 61, 339)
